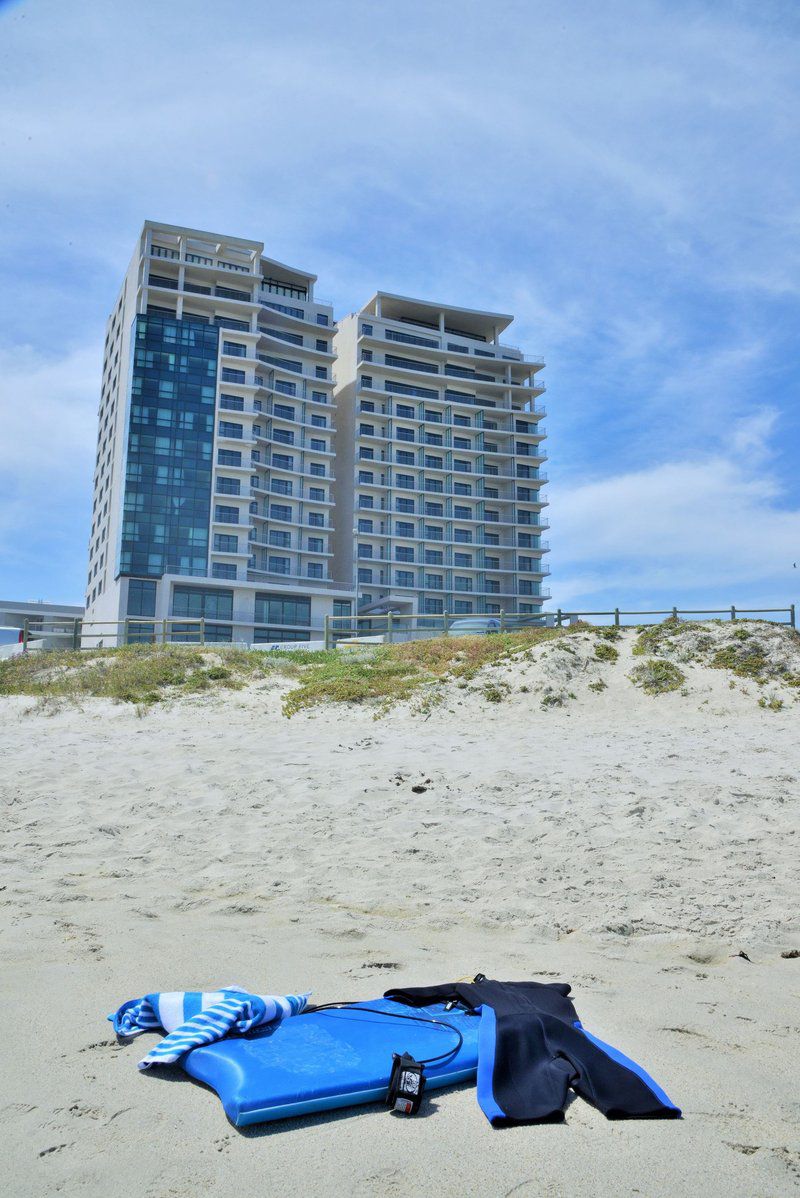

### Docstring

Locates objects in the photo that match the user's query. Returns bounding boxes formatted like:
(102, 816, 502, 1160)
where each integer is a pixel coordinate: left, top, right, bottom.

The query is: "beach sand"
(2, 630, 799, 1196)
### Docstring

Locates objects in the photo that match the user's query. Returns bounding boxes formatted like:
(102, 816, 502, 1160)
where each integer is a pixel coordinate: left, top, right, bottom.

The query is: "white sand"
(2, 629, 799, 1196)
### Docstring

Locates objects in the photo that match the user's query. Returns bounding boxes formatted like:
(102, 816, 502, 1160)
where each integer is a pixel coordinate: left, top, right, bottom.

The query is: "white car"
(446, 616, 502, 637)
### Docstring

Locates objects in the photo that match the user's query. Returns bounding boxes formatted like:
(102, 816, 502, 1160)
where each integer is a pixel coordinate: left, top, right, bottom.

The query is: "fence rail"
(322, 604, 796, 650)
(11, 603, 796, 655)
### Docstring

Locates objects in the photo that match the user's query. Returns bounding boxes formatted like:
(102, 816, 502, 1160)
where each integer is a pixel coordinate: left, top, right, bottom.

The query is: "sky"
(0, 0, 798, 614)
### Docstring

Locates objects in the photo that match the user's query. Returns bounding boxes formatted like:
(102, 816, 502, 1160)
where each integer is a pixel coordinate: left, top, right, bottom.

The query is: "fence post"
(72, 618, 80, 650)
(387, 612, 394, 644)
(200, 617, 205, 646)
(731, 605, 736, 622)
(672, 607, 678, 620)
(614, 608, 620, 627)
(500, 609, 506, 633)
(22, 618, 29, 651)
(790, 604, 795, 630)
(162, 618, 168, 644)
(323, 614, 331, 651)
(556, 608, 562, 628)
(124, 617, 129, 646)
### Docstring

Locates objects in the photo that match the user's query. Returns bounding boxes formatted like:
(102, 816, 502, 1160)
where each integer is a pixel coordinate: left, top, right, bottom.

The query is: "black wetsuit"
(384, 976, 680, 1125)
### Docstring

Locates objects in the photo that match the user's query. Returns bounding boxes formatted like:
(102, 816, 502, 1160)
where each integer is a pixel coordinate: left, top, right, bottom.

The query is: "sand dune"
(2, 628, 799, 1196)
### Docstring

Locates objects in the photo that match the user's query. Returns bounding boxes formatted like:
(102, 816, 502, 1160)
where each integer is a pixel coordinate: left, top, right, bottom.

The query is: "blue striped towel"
(109, 985, 309, 1070)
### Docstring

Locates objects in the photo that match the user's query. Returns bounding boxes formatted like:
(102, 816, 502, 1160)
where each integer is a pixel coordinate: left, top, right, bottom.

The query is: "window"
(359, 446, 374, 460)
(315, 339, 328, 352)
(454, 505, 472, 519)
(307, 562, 323, 578)
(395, 473, 414, 489)
(358, 470, 374, 484)
(307, 512, 325, 526)
(485, 556, 500, 570)
(424, 549, 443, 565)
(395, 449, 414, 466)
(454, 577, 473, 592)
(386, 328, 438, 348)
(221, 367, 246, 384)
(454, 528, 472, 543)
(333, 600, 351, 617)
(519, 557, 533, 571)
(274, 403, 295, 420)
(454, 414, 471, 427)
(357, 544, 373, 559)
(216, 476, 240, 495)
(396, 521, 414, 537)
(223, 341, 247, 357)
(311, 391, 327, 403)
(396, 546, 414, 562)
(360, 423, 375, 436)
(268, 556, 290, 574)
(311, 414, 327, 428)
(454, 552, 472, 567)
(218, 420, 243, 439)
(519, 580, 535, 595)
(310, 438, 326, 453)
(424, 574, 443, 589)
(396, 426, 414, 442)
(517, 487, 534, 501)
(172, 586, 233, 620)
(315, 366, 327, 379)
(425, 478, 443, 493)
(396, 404, 415, 418)
(425, 502, 443, 516)
(362, 349, 373, 362)
(361, 323, 373, 336)
(273, 428, 294, 444)
(212, 562, 237, 580)
(308, 487, 326, 502)
(485, 510, 499, 522)
(424, 455, 442, 469)
(386, 353, 438, 374)
(254, 593, 310, 625)
(275, 379, 297, 396)
(423, 409, 442, 423)
(217, 449, 242, 466)
(454, 482, 472, 496)
(214, 534, 239, 552)
(127, 578, 156, 617)
(309, 463, 325, 477)
(357, 567, 373, 584)
(272, 453, 294, 470)
(307, 537, 324, 552)
(220, 394, 245, 411)
(358, 494, 374, 509)
(215, 505, 239, 524)
(453, 459, 471, 473)
(454, 600, 473, 613)
(423, 597, 443, 614)
(424, 524, 443, 540)
(453, 437, 471, 450)
(395, 497, 414, 513)
(269, 503, 292, 521)
(316, 313, 329, 326)
(271, 477, 292, 496)
(269, 529, 291, 547)
(396, 570, 414, 587)
(517, 465, 532, 478)
(424, 432, 443, 446)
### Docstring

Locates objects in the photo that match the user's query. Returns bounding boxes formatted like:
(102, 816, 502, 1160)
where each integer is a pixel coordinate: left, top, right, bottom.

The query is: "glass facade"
(120, 313, 218, 578)
(254, 593, 311, 626)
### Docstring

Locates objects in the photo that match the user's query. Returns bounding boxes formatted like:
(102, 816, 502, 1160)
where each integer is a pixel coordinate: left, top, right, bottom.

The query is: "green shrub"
(594, 642, 619, 663)
(629, 658, 686, 695)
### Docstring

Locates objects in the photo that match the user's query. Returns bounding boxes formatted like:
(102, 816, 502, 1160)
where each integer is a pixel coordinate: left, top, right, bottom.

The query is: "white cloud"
(551, 411, 800, 607)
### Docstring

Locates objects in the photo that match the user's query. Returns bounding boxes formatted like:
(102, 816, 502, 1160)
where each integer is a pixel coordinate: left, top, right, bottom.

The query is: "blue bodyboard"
(182, 998, 480, 1126)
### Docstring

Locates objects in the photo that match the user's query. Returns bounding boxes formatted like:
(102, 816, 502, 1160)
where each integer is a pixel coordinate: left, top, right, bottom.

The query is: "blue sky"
(0, 0, 798, 612)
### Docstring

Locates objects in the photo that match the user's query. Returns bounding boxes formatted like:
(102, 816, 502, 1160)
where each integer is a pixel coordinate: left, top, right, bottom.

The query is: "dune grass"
(0, 643, 302, 706)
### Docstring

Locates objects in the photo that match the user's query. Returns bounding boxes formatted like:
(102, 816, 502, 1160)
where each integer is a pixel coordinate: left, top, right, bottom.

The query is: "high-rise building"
(84, 221, 354, 645)
(332, 293, 549, 618)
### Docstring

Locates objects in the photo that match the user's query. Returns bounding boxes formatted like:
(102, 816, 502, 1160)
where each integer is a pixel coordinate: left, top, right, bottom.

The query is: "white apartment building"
(84, 221, 354, 645)
(332, 294, 549, 618)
